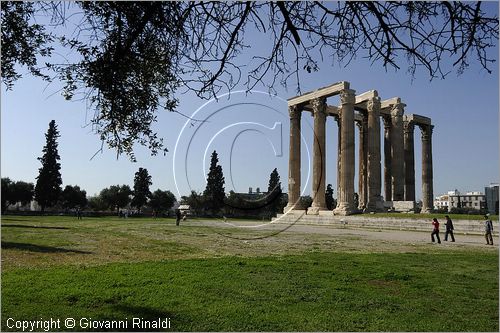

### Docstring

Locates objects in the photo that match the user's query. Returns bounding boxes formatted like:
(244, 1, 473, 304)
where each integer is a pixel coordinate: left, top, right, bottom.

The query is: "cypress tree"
(203, 150, 225, 215)
(131, 168, 152, 212)
(325, 184, 335, 210)
(267, 168, 282, 216)
(34, 120, 62, 212)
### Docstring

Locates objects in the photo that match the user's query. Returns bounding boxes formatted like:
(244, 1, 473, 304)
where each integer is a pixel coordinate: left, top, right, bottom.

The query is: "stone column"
(420, 124, 434, 213)
(284, 105, 301, 212)
(391, 103, 405, 201)
(308, 98, 327, 215)
(334, 89, 356, 215)
(335, 115, 341, 203)
(403, 120, 415, 202)
(365, 97, 383, 212)
(383, 117, 392, 202)
(356, 117, 368, 210)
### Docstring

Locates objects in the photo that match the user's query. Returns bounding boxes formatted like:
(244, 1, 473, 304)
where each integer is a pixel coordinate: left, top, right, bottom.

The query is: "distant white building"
(434, 189, 486, 212)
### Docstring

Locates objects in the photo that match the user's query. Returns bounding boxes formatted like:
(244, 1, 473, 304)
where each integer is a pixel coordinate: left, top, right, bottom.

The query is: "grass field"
(1, 215, 498, 331)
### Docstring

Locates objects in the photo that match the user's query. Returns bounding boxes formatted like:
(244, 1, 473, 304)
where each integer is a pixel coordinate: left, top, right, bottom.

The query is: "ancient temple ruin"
(284, 81, 433, 216)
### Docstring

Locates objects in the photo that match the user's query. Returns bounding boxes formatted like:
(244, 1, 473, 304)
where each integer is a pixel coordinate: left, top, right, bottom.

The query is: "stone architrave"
(334, 89, 356, 215)
(284, 105, 302, 212)
(420, 124, 434, 213)
(356, 117, 368, 210)
(383, 117, 392, 201)
(404, 120, 416, 202)
(391, 103, 405, 201)
(308, 97, 328, 215)
(365, 97, 383, 212)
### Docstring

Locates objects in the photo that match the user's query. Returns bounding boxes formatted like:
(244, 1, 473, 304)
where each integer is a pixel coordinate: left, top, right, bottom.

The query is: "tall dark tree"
(266, 168, 283, 217)
(100, 185, 132, 213)
(1, 178, 13, 212)
(149, 189, 176, 216)
(203, 151, 225, 215)
(325, 184, 335, 211)
(2, 2, 497, 159)
(60, 185, 88, 210)
(131, 168, 152, 212)
(34, 120, 62, 212)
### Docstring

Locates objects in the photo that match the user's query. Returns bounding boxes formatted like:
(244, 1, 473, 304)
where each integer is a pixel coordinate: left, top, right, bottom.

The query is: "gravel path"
(186, 219, 498, 249)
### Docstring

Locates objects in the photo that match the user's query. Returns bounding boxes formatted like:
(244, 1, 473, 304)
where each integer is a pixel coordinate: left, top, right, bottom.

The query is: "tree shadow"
(109, 304, 179, 332)
(1, 241, 91, 254)
(1, 224, 69, 230)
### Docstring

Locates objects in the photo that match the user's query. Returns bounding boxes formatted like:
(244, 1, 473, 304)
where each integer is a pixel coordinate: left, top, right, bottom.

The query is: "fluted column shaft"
(357, 117, 368, 210)
(285, 105, 301, 212)
(309, 98, 327, 214)
(334, 89, 356, 215)
(421, 125, 434, 213)
(404, 121, 415, 202)
(383, 117, 392, 201)
(391, 103, 405, 201)
(366, 97, 382, 212)
(336, 116, 341, 202)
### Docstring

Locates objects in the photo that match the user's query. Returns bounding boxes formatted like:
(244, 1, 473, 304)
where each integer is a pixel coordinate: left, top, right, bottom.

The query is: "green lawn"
(1, 216, 498, 331)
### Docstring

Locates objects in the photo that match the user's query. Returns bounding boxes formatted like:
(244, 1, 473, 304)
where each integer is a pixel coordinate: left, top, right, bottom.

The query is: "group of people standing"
(431, 214, 495, 245)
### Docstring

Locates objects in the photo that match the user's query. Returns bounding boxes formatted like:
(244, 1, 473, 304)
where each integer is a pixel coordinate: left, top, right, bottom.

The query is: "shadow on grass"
(111, 304, 179, 332)
(1, 242, 91, 254)
(1, 224, 69, 230)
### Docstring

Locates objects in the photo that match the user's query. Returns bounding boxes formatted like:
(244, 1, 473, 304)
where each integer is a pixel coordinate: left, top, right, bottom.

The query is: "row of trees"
(88, 183, 176, 216)
(2, 120, 177, 215)
(3, 121, 331, 217)
(181, 151, 287, 218)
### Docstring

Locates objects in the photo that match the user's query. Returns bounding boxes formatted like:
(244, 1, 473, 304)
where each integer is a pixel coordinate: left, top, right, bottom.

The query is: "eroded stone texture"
(334, 89, 356, 216)
(308, 97, 328, 215)
(284, 105, 301, 212)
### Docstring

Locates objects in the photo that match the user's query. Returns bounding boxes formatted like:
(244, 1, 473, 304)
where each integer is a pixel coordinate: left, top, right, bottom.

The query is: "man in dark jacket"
(444, 215, 455, 242)
(484, 214, 494, 245)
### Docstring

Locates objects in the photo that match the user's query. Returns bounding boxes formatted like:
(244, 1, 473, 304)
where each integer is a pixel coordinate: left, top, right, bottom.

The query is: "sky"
(1, 3, 499, 202)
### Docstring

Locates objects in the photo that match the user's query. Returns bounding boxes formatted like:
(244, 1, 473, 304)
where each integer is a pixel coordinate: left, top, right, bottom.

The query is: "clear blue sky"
(1, 5, 499, 202)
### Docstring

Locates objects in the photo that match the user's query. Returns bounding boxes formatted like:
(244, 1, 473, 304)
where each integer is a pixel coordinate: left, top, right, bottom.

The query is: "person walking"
(431, 218, 441, 244)
(175, 208, 181, 226)
(484, 214, 494, 245)
(444, 215, 455, 242)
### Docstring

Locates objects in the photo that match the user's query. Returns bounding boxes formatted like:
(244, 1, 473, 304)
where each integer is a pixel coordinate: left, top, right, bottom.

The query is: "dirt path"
(185, 219, 498, 249)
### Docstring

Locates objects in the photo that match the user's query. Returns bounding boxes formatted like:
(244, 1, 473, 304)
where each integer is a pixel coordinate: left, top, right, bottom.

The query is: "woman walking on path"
(431, 218, 441, 244)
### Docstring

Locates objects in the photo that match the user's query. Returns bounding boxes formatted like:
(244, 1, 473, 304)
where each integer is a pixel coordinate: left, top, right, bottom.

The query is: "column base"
(283, 203, 303, 214)
(421, 208, 433, 214)
(333, 202, 355, 216)
(307, 206, 328, 215)
(364, 198, 385, 213)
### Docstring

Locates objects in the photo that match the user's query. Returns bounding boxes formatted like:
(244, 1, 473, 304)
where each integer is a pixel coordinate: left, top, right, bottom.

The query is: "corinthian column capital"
(289, 105, 301, 119)
(420, 124, 434, 141)
(367, 97, 381, 113)
(391, 103, 405, 118)
(403, 120, 415, 135)
(340, 89, 355, 105)
(311, 97, 327, 117)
